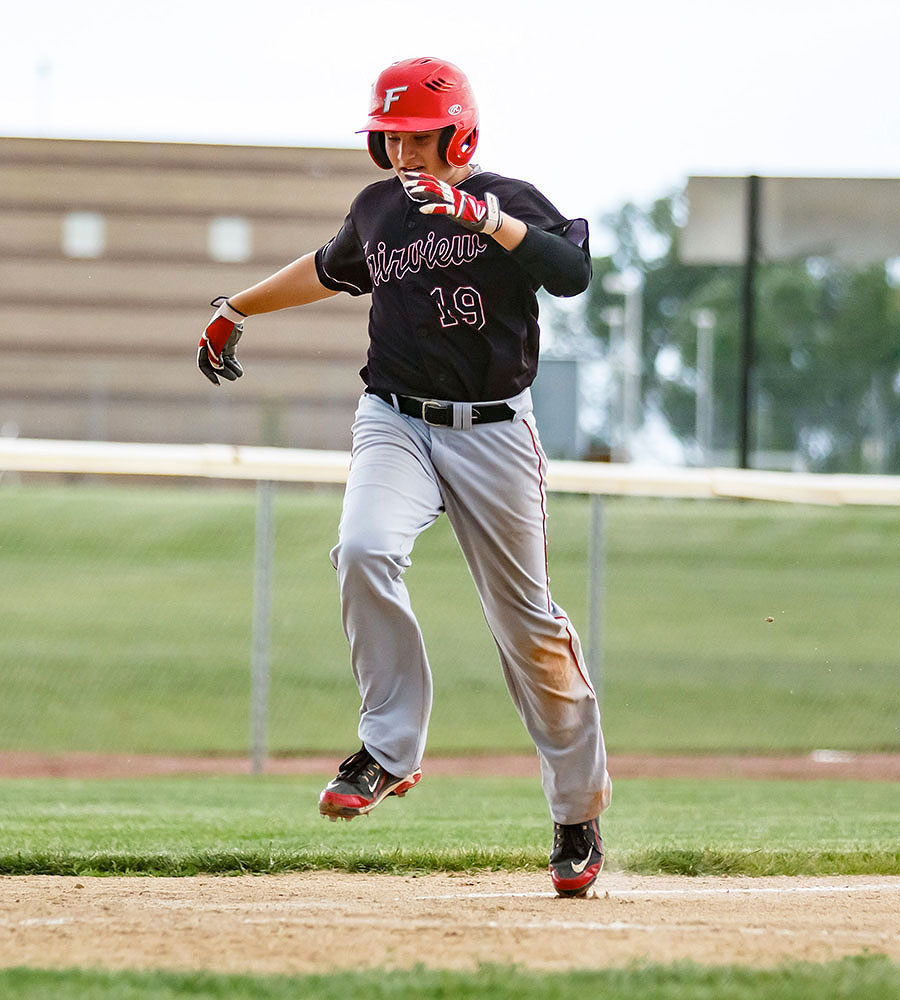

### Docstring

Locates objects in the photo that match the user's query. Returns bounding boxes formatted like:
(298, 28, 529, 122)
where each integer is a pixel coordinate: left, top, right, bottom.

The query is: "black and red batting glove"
(401, 172, 502, 235)
(198, 296, 245, 385)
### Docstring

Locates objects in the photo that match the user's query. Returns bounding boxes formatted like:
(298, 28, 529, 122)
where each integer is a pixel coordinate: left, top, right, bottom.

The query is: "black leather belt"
(368, 390, 515, 427)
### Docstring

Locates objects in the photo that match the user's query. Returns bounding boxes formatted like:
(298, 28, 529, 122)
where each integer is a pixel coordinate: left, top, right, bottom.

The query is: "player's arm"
(197, 253, 338, 386)
(400, 173, 591, 297)
(229, 252, 338, 315)
(505, 219, 592, 298)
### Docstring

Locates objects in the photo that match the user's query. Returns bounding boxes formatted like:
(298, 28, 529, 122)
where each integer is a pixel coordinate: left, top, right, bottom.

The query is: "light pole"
(692, 308, 716, 466)
(600, 304, 625, 461)
(602, 271, 643, 462)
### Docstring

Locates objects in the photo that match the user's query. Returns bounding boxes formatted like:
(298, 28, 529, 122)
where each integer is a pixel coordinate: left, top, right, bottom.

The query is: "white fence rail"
(5, 437, 899, 771)
(3, 436, 900, 504)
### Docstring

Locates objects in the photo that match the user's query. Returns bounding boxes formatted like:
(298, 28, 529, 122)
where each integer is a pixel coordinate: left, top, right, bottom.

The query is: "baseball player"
(198, 56, 612, 897)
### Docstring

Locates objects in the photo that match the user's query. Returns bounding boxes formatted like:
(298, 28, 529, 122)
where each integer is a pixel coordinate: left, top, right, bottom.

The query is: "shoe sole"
(319, 771, 421, 821)
(549, 857, 604, 898)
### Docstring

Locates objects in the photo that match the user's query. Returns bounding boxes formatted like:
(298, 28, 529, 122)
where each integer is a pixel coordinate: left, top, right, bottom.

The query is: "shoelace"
(337, 749, 380, 783)
(553, 822, 593, 857)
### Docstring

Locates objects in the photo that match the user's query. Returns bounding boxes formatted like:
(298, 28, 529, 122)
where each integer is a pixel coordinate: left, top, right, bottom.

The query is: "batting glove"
(198, 296, 245, 385)
(401, 172, 502, 235)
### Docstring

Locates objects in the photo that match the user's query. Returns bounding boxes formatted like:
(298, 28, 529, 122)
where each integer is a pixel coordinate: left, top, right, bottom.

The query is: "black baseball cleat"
(318, 745, 421, 821)
(549, 817, 605, 897)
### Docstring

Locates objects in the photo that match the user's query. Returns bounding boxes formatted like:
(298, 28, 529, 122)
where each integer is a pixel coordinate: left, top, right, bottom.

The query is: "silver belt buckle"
(420, 399, 447, 426)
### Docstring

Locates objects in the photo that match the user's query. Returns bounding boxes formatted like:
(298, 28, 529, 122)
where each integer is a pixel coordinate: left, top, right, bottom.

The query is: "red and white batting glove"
(198, 296, 245, 385)
(401, 172, 502, 235)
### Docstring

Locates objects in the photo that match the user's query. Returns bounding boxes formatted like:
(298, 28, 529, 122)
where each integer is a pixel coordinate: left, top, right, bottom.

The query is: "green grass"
(3, 958, 900, 1000)
(1, 482, 898, 755)
(1, 775, 897, 877)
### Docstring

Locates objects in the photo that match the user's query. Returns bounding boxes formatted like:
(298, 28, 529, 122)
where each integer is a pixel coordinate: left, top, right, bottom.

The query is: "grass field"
(1, 481, 898, 757)
(2, 774, 898, 877)
(3, 958, 900, 1000)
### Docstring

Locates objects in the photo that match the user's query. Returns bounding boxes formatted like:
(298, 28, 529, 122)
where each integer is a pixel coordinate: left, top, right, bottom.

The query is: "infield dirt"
(3, 872, 900, 973)
(3, 751, 899, 781)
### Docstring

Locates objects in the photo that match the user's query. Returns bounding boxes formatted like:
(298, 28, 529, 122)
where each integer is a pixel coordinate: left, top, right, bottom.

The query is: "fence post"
(587, 493, 605, 705)
(250, 479, 275, 775)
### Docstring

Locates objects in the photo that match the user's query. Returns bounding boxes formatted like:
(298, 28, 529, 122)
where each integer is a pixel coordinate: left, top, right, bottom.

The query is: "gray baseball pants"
(329, 390, 611, 824)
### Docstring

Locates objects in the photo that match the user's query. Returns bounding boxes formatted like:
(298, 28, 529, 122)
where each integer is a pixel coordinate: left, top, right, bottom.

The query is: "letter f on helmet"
(382, 85, 408, 113)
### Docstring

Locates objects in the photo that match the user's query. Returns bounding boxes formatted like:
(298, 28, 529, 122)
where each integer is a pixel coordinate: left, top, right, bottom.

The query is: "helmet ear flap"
(367, 131, 392, 170)
(444, 125, 479, 167)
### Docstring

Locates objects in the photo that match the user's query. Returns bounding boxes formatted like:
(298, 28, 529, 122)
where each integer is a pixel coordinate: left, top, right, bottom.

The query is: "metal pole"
(601, 305, 625, 461)
(739, 174, 760, 469)
(603, 270, 643, 462)
(622, 282, 643, 457)
(250, 479, 275, 775)
(587, 493, 605, 705)
(693, 309, 716, 465)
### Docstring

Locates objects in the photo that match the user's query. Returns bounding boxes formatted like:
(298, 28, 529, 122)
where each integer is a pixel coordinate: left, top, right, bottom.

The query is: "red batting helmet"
(360, 56, 479, 170)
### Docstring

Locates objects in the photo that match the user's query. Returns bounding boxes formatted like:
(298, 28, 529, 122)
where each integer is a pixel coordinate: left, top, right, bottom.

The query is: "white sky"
(3, 0, 899, 225)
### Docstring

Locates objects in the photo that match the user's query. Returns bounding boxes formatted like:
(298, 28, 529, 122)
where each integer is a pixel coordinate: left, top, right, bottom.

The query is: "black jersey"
(314, 170, 590, 401)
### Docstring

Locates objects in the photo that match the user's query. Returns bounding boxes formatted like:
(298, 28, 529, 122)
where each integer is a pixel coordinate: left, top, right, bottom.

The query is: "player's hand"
(401, 172, 502, 235)
(198, 296, 245, 385)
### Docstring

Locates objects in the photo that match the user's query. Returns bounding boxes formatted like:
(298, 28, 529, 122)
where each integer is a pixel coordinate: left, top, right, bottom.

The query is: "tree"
(566, 191, 900, 472)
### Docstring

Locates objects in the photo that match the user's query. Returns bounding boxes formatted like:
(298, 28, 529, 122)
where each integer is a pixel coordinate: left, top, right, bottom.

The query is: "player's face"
(383, 130, 465, 183)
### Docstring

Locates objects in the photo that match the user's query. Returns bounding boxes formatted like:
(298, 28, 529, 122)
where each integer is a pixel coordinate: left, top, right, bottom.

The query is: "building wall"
(0, 137, 383, 449)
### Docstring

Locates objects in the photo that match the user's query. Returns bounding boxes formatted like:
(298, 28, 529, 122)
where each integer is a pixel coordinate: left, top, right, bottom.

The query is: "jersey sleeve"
(496, 182, 567, 230)
(314, 214, 372, 296)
